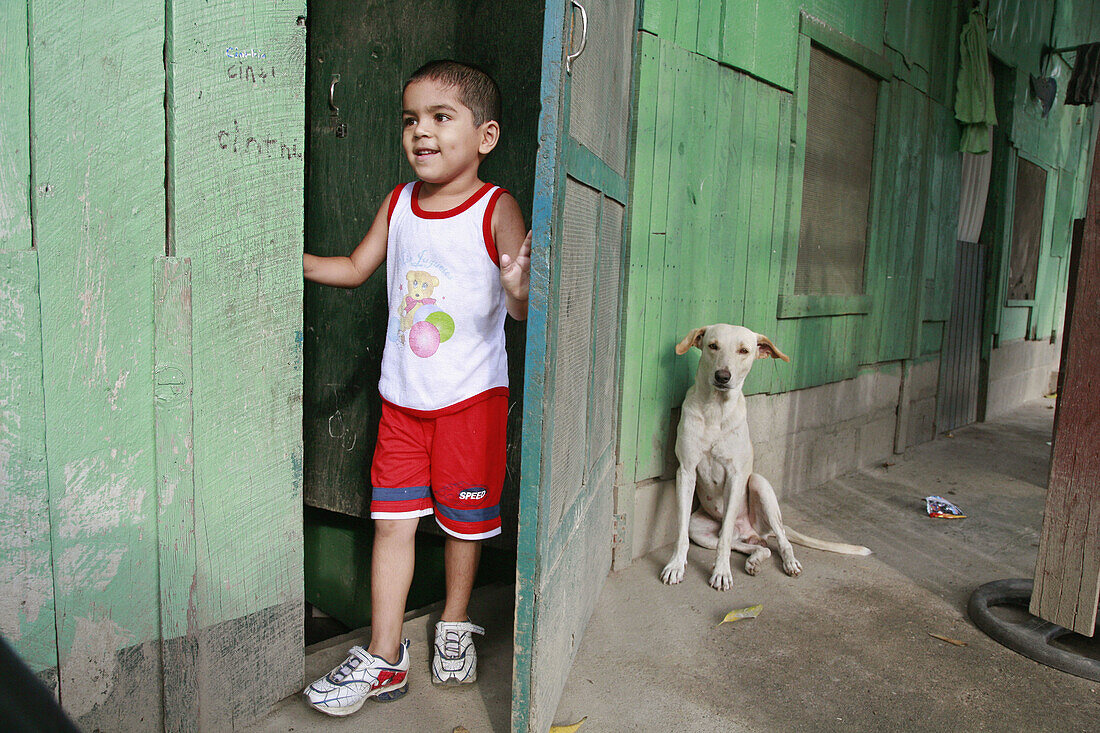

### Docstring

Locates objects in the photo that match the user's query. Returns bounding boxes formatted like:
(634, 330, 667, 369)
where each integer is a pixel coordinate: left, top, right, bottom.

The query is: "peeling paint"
(59, 453, 148, 539)
(61, 616, 133, 719)
(55, 544, 127, 594)
(0, 549, 53, 639)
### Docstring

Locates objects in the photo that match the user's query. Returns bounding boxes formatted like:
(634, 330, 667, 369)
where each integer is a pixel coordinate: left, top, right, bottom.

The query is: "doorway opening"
(300, 0, 545, 645)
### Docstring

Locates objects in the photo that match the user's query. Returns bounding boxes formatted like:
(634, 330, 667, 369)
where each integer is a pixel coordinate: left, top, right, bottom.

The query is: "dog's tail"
(784, 526, 871, 556)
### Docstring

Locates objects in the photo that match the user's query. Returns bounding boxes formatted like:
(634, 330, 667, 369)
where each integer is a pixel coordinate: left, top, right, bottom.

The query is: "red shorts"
(370, 394, 506, 540)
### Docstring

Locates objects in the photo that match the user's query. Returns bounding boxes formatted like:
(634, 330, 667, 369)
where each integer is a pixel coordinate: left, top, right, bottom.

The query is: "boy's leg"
(368, 517, 419, 662)
(428, 395, 505, 685)
(441, 536, 482, 622)
(366, 401, 436, 661)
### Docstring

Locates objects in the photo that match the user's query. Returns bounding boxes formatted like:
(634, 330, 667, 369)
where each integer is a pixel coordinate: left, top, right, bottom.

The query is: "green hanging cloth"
(955, 9, 998, 154)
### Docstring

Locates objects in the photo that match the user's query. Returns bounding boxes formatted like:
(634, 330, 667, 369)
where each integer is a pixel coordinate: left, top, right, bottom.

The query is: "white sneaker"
(303, 640, 409, 716)
(431, 620, 484, 685)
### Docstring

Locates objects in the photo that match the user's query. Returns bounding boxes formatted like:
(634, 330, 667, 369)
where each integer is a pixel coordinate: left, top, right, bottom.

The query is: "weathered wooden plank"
(1031, 123, 1100, 636)
(706, 64, 739, 327)
(695, 0, 723, 62)
(720, 0, 758, 75)
(743, 84, 781, 395)
(635, 40, 682, 480)
(153, 257, 198, 732)
(751, 0, 799, 92)
(731, 74, 759, 330)
(618, 33, 659, 486)
(765, 93, 794, 394)
(0, 3, 32, 250)
(877, 83, 922, 362)
(168, 0, 305, 725)
(31, 0, 165, 726)
(860, 80, 897, 365)
(691, 57, 720, 333)
(640, 0, 676, 38)
(673, 0, 700, 53)
(662, 44, 695, 469)
(776, 34, 811, 314)
(513, 1, 568, 724)
(0, 250, 57, 688)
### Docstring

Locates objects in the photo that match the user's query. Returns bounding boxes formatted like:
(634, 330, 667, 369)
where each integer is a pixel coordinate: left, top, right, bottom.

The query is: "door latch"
(330, 74, 348, 138)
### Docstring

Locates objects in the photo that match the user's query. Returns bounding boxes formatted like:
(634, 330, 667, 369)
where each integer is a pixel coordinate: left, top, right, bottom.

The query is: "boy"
(301, 60, 531, 717)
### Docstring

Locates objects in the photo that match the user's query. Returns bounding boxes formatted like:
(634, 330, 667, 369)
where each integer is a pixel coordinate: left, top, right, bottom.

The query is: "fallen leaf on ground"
(550, 717, 587, 732)
(453, 727, 470, 733)
(719, 604, 763, 625)
(928, 632, 967, 647)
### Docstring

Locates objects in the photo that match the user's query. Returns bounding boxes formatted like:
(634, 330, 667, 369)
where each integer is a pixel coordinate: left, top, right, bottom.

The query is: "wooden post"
(1030, 125, 1100, 637)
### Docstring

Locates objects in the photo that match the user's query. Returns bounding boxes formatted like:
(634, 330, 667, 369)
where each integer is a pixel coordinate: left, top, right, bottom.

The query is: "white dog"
(660, 324, 871, 591)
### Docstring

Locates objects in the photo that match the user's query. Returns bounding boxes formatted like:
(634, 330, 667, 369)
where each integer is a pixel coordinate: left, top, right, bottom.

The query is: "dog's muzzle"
(712, 369, 731, 390)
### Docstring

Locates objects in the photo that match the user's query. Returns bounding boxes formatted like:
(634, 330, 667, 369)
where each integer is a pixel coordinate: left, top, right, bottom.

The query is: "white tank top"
(378, 181, 509, 415)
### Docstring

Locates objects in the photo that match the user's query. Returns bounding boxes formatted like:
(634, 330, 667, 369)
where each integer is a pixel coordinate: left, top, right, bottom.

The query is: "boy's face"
(402, 79, 498, 186)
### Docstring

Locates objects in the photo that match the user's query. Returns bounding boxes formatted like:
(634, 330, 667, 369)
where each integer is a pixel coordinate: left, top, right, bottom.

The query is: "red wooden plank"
(1030, 126, 1100, 636)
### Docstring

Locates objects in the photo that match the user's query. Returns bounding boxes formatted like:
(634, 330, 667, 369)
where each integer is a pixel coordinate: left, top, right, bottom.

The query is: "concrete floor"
(246, 399, 1100, 732)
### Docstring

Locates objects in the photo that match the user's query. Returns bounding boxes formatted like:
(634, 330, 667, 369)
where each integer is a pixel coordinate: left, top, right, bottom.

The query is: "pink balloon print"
(409, 320, 440, 357)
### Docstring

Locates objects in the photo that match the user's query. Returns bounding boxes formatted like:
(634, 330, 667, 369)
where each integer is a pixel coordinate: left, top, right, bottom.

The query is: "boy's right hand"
(499, 230, 531, 303)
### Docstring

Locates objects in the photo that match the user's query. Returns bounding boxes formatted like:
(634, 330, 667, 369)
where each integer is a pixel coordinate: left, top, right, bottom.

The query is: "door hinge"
(611, 513, 627, 546)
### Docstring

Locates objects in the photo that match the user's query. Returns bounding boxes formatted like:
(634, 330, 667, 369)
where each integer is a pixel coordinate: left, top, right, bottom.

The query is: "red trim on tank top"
(482, 187, 508, 267)
(380, 386, 509, 418)
(411, 181, 494, 219)
(386, 183, 405, 224)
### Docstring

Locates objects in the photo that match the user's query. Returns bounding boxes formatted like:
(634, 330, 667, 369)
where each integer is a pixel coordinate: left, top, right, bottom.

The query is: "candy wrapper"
(925, 495, 966, 519)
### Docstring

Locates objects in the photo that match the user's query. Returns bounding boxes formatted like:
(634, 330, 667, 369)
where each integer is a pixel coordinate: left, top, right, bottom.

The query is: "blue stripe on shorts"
(372, 485, 431, 501)
(434, 500, 500, 524)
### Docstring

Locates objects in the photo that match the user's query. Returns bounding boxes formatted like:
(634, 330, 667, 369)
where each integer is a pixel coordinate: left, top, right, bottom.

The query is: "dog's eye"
(707, 343, 719, 351)
(738, 347, 750, 354)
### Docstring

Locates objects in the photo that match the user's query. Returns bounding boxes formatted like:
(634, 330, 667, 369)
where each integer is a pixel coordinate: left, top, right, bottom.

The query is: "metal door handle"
(566, 0, 588, 74)
(329, 74, 341, 115)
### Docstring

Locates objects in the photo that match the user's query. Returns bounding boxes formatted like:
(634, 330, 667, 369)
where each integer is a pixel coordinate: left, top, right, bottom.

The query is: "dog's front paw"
(660, 560, 686, 585)
(744, 547, 771, 576)
(709, 564, 733, 591)
(783, 557, 803, 577)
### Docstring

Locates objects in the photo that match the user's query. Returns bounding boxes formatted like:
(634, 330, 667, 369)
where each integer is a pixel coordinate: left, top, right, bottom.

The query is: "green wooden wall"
(0, 1, 306, 728)
(983, 0, 1097, 345)
(620, 0, 1093, 485)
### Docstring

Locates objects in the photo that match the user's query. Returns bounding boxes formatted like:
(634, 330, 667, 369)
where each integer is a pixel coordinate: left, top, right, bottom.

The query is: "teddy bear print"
(399, 270, 439, 344)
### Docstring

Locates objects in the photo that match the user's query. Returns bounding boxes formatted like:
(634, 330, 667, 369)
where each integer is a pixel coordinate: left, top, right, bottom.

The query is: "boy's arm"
(303, 190, 394, 287)
(493, 193, 531, 321)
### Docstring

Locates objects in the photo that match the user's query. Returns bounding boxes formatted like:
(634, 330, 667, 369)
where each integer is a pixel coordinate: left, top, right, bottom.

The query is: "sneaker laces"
(439, 622, 484, 659)
(328, 646, 370, 682)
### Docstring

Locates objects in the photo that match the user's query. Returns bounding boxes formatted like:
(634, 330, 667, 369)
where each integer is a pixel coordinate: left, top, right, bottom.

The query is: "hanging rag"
(1065, 43, 1100, 106)
(955, 9, 997, 154)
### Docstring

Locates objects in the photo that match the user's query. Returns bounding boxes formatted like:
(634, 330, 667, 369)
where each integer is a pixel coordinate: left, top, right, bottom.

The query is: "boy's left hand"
(500, 230, 531, 301)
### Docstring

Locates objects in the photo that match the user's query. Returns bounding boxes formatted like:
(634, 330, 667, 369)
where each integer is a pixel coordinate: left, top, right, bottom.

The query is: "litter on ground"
(925, 495, 966, 519)
(929, 632, 968, 647)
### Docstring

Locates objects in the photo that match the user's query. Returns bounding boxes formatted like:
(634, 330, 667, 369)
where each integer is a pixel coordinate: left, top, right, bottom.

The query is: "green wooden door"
(513, 1, 636, 730)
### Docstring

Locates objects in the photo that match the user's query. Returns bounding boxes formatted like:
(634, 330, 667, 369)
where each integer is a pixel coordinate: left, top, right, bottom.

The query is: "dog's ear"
(756, 334, 790, 362)
(675, 327, 706, 355)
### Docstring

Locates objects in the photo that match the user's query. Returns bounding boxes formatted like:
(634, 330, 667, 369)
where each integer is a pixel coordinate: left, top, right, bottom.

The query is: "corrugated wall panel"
(988, 0, 1056, 74)
(1052, 0, 1100, 50)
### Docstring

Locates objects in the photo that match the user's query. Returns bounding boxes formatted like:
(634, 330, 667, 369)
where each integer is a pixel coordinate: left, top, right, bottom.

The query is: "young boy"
(301, 60, 531, 717)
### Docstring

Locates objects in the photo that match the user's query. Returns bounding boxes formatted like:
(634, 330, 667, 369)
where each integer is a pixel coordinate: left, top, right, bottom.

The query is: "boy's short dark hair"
(405, 60, 501, 127)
